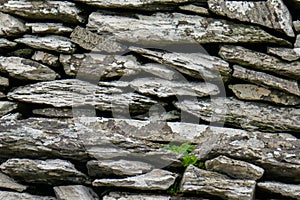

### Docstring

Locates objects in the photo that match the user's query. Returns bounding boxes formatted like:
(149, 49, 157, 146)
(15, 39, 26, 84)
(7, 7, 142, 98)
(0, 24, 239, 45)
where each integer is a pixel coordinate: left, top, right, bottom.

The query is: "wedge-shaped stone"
(87, 12, 290, 47)
(0, 12, 27, 37)
(175, 97, 300, 132)
(0, 191, 55, 200)
(32, 108, 73, 118)
(0, 39, 17, 48)
(208, 0, 294, 37)
(130, 47, 232, 82)
(0, 158, 88, 185)
(179, 4, 210, 16)
(0, 172, 27, 192)
(219, 45, 300, 80)
(0, 56, 58, 81)
(54, 185, 99, 200)
(26, 23, 73, 34)
(93, 169, 177, 190)
(32, 51, 60, 68)
(0, 0, 85, 23)
(15, 35, 76, 54)
(267, 47, 300, 61)
(0, 101, 17, 117)
(233, 65, 300, 96)
(257, 182, 300, 199)
(180, 165, 256, 200)
(229, 84, 300, 106)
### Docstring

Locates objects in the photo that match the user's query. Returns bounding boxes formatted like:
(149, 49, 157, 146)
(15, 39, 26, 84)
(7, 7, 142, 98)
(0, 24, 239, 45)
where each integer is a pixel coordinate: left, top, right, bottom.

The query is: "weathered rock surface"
(54, 185, 99, 200)
(0, 0, 85, 23)
(0, 172, 27, 192)
(0, 56, 58, 81)
(32, 108, 73, 118)
(219, 45, 300, 80)
(295, 34, 300, 48)
(0, 158, 88, 185)
(179, 4, 210, 16)
(0, 38, 17, 49)
(208, 0, 294, 37)
(0, 191, 55, 200)
(6, 48, 34, 58)
(293, 20, 300, 32)
(103, 192, 171, 200)
(180, 165, 256, 200)
(15, 35, 76, 54)
(0, 76, 9, 89)
(175, 97, 300, 132)
(205, 155, 264, 180)
(267, 47, 300, 61)
(0, 12, 27, 37)
(87, 12, 290, 47)
(0, 101, 17, 117)
(229, 84, 300, 106)
(26, 23, 73, 35)
(257, 182, 300, 199)
(0, 92, 5, 99)
(140, 63, 179, 81)
(32, 51, 60, 68)
(233, 65, 300, 96)
(93, 169, 177, 190)
(87, 159, 154, 178)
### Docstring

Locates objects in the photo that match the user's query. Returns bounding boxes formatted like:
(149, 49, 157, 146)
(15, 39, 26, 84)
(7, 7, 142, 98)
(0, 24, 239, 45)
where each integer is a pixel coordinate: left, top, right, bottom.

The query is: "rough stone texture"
(208, 0, 294, 37)
(130, 77, 220, 98)
(54, 185, 99, 200)
(232, 65, 300, 96)
(179, 4, 210, 16)
(0, 191, 55, 200)
(0, 158, 88, 185)
(0, 92, 5, 99)
(0, 0, 85, 23)
(205, 155, 264, 180)
(6, 48, 34, 58)
(257, 182, 300, 199)
(32, 108, 73, 118)
(140, 63, 179, 81)
(15, 35, 76, 54)
(93, 169, 177, 190)
(219, 45, 300, 80)
(175, 97, 300, 133)
(0, 56, 58, 81)
(130, 47, 232, 82)
(0, 172, 27, 192)
(0, 76, 9, 89)
(26, 23, 73, 35)
(32, 51, 60, 68)
(0, 101, 17, 117)
(229, 84, 300, 106)
(0, 12, 27, 37)
(267, 47, 300, 61)
(87, 12, 290, 47)
(103, 192, 171, 200)
(87, 159, 154, 178)
(295, 34, 300, 48)
(0, 38, 17, 48)
(293, 20, 300, 32)
(180, 165, 256, 200)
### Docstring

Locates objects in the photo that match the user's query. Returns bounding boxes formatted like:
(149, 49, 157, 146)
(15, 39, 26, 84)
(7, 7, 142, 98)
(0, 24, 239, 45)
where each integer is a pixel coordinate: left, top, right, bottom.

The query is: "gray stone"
(295, 34, 300, 48)
(130, 47, 232, 82)
(208, 0, 294, 37)
(0, 92, 5, 99)
(205, 155, 264, 180)
(0, 38, 17, 49)
(267, 47, 300, 61)
(0, 158, 88, 185)
(257, 182, 300, 199)
(87, 12, 290, 47)
(293, 20, 300, 32)
(87, 159, 154, 178)
(175, 97, 300, 133)
(130, 77, 220, 98)
(26, 23, 73, 34)
(0, 172, 27, 192)
(103, 192, 171, 200)
(70, 26, 126, 53)
(0, 56, 58, 81)
(15, 35, 76, 54)
(233, 65, 300, 96)
(0, 191, 55, 200)
(54, 185, 99, 200)
(0, 12, 27, 37)
(219, 45, 300, 80)
(0, 101, 17, 117)
(229, 84, 300, 106)
(179, 4, 210, 16)
(180, 165, 256, 200)
(32, 108, 73, 118)
(6, 48, 34, 58)
(0, 0, 85, 23)
(93, 169, 177, 190)
(0, 76, 9, 89)
(0, 113, 21, 121)
(140, 63, 179, 81)
(32, 51, 60, 68)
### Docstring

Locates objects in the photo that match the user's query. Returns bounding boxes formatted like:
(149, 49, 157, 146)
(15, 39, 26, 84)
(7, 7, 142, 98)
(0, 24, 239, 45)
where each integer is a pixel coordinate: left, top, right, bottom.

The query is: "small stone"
(295, 34, 300, 48)
(0, 76, 9, 89)
(0, 92, 5, 99)
(140, 63, 179, 81)
(0, 38, 17, 49)
(293, 20, 300, 32)
(0, 101, 17, 117)
(257, 182, 300, 199)
(0, 172, 27, 192)
(32, 51, 60, 68)
(0, 191, 55, 200)
(26, 23, 73, 34)
(93, 169, 177, 190)
(54, 185, 99, 200)
(0, 12, 27, 37)
(179, 4, 210, 16)
(267, 47, 300, 61)
(103, 192, 171, 200)
(32, 108, 73, 118)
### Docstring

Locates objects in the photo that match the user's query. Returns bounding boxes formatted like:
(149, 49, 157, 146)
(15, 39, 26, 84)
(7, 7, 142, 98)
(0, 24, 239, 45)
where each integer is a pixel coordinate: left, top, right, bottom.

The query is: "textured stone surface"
(205, 155, 264, 180)
(0, 56, 58, 81)
(140, 63, 179, 81)
(293, 20, 300, 32)
(0, 172, 27, 192)
(208, 0, 294, 37)
(54, 185, 99, 200)
(179, 4, 210, 15)
(87, 159, 154, 178)
(180, 165, 256, 200)
(0, 38, 17, 48)
(233, 65, 300, 96)
(15, 35, 76, 54)
(93, 169, 177, 190)
(26, 23, 73, 35)
(219, 45, 300, 80)
(103, 192, 171, 200)
(32, 108, 73, 118)
(175, 97, 300, 132)
(0, 158, 88, 185)
(6, 48, 34, 58)
(0, 76, 9, 89)
(0, 0, 85, 23)
(0, 191, 55, 200)
(0, 12, 27, 37)
(31, 51, 60, 68)
(87, 12, 290, 47)
(0, 101, 17, 117)
(257, 182, 300, 199)
(229, 84, 300, 106)
(295, 34, 300, 48)
(267, 47, 300, 61)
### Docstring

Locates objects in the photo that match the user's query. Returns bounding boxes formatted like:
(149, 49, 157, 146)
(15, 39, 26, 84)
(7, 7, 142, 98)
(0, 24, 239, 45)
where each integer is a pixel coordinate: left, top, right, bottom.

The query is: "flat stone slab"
(0, 172, 27, 192)
(267, 47, 300, 61)
(0, 101, 17, 117)
(26, 23, 73, 35)
(54, 185, 99, 200)
(0, 12, 27, 37)
(257, 182, 300, 199)
(179, 4, 210, 15)
(32, 108, 73, 118)
(0, 191, 55, 200)
(0, 38, 17, 49)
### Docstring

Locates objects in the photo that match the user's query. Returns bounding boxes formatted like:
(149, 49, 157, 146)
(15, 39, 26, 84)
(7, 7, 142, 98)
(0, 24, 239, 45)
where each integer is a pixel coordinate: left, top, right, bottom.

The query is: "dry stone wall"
(0, 0, 300, 199)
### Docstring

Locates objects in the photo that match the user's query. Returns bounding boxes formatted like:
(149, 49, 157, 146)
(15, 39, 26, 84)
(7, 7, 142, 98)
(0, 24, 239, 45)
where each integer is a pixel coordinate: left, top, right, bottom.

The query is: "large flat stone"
(0, 12, 27, 37)
(0, 172, 27, 192)
(0, 191, 55, 200)
(257, 182, 300, 199)
(54, 185, 99, 200)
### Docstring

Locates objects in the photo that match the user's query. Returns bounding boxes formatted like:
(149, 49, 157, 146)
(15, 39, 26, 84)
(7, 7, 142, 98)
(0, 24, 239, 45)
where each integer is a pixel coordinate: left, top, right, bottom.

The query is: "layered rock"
(32, 108, 73, 118)
(0, 191, 55, 200)
(0, 39, 17, 49)
(0, 172, 27, 192)
(0, 12, 27, 37)
(267, 47, 300, 61)
(26, 23, 73, 35)
(54, 185, 99, 200)
(257, 182, 300, 199)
